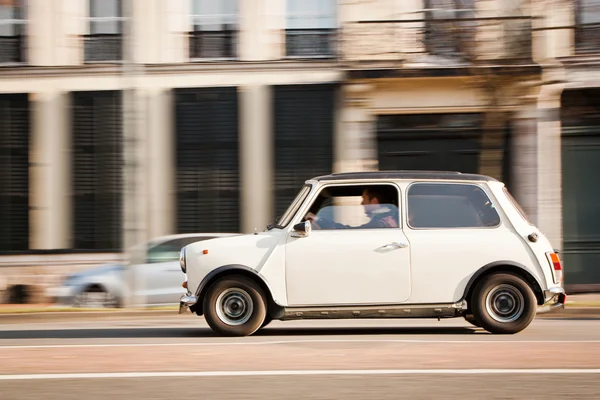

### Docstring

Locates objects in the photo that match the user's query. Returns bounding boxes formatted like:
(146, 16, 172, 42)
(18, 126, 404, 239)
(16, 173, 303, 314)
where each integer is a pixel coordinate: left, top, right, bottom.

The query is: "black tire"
(464, 314, 481, 328)
(470, 273, 537, 334)
(261, 315, 273, 329)
(203, 275, 267, 337)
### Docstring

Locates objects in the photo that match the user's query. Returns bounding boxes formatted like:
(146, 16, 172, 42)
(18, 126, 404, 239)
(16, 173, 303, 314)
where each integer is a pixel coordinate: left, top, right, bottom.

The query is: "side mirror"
(291, 220, 311, 238)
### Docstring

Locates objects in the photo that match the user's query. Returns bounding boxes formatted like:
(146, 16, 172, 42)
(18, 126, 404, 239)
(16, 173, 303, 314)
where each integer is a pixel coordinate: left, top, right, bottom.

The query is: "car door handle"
(382, 242, 408, 249)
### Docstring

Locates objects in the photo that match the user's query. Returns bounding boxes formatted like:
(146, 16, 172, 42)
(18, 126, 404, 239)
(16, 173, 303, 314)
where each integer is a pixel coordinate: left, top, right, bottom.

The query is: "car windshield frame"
(273, 184, 312, 229)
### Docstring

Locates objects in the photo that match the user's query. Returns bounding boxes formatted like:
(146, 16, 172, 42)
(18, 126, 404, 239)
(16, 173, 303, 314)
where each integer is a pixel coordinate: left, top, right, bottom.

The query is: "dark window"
(174, 87, 240, 234)
(0, 0, 26, 64)
(273, 84, 336, 219)
(303, 184, 400, 230)
(84, 0, 123, 62)
(71, 91, 123, 251)
(0, 94, 29, 253)
(561, 89, 600, 288)
(376, 113, 485, 175)
(286, 0, 337, 58)
(424, 0, 475, 61)
(407, 183, 500, 229)
(190, 0, 238, 59)
(575, 0, 600, 54)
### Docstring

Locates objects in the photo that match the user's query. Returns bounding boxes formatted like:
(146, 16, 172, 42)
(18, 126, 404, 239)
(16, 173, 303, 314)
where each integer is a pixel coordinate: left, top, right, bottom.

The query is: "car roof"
(311, 170, 498, 183)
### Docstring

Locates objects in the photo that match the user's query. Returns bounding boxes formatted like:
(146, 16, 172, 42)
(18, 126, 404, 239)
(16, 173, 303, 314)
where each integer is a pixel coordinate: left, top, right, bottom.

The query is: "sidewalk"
(564, 293, 600, 306)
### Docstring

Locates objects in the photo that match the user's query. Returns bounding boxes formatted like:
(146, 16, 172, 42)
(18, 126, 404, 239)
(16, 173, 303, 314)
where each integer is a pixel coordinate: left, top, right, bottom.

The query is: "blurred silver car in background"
(46, 233, 236, 308)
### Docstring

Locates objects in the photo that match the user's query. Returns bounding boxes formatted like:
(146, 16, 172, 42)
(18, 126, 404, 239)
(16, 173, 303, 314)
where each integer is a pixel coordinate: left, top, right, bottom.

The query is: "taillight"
(546, 252, 563, 284)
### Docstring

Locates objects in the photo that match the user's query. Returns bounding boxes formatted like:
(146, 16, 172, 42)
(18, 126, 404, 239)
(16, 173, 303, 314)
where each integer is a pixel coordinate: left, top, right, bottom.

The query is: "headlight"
(179, 247, 186, 273)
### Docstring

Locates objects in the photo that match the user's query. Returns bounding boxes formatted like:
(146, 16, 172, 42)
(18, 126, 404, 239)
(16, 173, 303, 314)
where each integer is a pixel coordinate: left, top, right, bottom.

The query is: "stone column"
(146, 89, 175, 238)
(26, 0, 55, 65)
(164, 0, 191, 63)
(239, 0, 269, 61)
(535, 82, 564, 249)
(336, 84, 377, 173)
(510, 100, 539, 223)
(30, 91, 71, 249)
(239, 85, 273, 233)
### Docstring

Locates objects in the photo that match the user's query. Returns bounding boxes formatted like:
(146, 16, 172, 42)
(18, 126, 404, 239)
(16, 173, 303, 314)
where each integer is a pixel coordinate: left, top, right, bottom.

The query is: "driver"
(305, 187, 399, 229)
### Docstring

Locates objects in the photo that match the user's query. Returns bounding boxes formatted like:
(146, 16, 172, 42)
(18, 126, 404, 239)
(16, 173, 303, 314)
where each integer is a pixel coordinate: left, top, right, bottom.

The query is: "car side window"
(407, 183, 501, 229)
(146, 240, 182, 263)
(302, 184, 400, 230)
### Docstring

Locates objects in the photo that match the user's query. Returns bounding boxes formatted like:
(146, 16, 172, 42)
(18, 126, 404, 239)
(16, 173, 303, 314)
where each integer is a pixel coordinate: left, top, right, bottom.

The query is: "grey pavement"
(0, 316, 599, 399)
(3, 375, 600, 400)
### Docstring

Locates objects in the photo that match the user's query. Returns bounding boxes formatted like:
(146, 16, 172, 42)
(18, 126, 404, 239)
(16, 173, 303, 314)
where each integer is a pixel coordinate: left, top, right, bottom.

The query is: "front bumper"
(537, 287, 567, 314)
(178, 292, 198, 314)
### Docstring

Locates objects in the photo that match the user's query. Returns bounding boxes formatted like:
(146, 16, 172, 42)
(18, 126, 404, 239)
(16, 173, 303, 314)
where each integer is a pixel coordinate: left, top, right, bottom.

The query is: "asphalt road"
(0, 314, 599, 399)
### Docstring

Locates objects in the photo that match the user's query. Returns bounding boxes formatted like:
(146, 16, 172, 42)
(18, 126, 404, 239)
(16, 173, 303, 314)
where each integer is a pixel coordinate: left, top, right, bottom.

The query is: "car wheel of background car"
(203, 275, 267, 337)
(73, 286, 119, 309)
(463, 314, 481, 328)
(470, 272, 537, 334)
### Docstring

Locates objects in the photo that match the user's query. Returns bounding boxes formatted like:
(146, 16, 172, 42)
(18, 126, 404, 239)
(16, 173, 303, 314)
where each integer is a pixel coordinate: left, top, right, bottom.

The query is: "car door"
(285, 182, 412, 306)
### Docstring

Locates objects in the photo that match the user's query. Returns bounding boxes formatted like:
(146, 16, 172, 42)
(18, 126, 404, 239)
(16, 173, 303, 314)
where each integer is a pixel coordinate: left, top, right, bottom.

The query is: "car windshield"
(273, 184, 312, 228)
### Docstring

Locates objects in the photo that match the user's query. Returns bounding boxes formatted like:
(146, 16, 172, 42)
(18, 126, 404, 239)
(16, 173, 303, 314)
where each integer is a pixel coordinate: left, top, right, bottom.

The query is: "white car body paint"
(182, 173, 563, 312)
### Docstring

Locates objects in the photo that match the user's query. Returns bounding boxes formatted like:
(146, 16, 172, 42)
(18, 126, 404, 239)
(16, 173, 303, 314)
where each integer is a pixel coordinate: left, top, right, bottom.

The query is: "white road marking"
(1, 339, 600, 350)
(1, 369, 600, 380)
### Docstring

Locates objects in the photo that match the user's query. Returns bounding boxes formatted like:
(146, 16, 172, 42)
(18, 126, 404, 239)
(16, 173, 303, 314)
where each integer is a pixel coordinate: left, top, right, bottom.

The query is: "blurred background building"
(0, 0, 599, 302)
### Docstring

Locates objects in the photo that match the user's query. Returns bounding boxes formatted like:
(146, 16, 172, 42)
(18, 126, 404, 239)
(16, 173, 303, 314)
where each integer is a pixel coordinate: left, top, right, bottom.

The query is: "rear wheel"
(203, 275, 267, 337)
(470, 273, 537, 334)
(464, 314, 481, 328)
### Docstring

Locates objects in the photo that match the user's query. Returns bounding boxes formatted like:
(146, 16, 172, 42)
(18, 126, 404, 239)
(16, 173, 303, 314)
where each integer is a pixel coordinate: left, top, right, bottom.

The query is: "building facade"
(0, 0, 599, 297)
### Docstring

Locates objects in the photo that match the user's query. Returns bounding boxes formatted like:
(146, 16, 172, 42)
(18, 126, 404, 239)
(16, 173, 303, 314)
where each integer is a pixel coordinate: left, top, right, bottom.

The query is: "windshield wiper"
(266, 216, 282, 231)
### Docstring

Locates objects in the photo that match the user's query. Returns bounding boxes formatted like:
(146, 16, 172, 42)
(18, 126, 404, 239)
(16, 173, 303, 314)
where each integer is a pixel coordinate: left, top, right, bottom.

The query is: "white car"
(178, 171, 566, 336)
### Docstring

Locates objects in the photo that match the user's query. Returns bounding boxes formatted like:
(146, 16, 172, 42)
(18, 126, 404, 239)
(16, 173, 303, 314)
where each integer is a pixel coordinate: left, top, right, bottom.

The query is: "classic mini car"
(178, 171, 566, 336)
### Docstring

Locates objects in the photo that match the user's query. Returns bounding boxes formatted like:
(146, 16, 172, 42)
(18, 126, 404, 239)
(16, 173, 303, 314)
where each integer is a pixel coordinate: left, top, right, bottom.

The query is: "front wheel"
(470, 273, 537, 334)
(203, 275, 267, 337)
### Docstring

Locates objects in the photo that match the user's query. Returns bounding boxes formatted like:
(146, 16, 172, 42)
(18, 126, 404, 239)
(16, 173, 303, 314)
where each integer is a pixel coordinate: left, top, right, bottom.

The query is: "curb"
(0, 309, 182, 323)
(537, 306, 600, 318)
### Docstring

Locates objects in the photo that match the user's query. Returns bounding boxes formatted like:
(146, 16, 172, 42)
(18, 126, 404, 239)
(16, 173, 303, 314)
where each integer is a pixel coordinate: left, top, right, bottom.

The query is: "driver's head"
(361, 188, 388, 216)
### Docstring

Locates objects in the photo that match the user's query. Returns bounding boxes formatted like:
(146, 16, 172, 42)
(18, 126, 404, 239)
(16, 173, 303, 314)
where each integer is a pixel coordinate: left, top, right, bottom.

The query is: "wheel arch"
(76, 282, 122, 308)
(461, 261, 545, 307)
(192, 264, 281, 317)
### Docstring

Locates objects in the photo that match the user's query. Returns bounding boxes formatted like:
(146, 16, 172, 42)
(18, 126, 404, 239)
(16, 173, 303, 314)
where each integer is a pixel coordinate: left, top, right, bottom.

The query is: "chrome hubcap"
(216, 288, 254, 326)
(485, 284, 525, 323)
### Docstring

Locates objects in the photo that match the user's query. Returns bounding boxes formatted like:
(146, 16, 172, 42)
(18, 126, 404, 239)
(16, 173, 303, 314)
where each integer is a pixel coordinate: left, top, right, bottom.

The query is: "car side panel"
(185, 232, 287, 305)
(403, 226, 544, 304)
(255, 231, 289, 305)
(487, 182, 558, 289)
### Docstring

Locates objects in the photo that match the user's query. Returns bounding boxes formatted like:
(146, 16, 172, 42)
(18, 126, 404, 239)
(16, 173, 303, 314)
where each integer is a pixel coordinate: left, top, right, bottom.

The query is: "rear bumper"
(537, 287, 567, 314)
